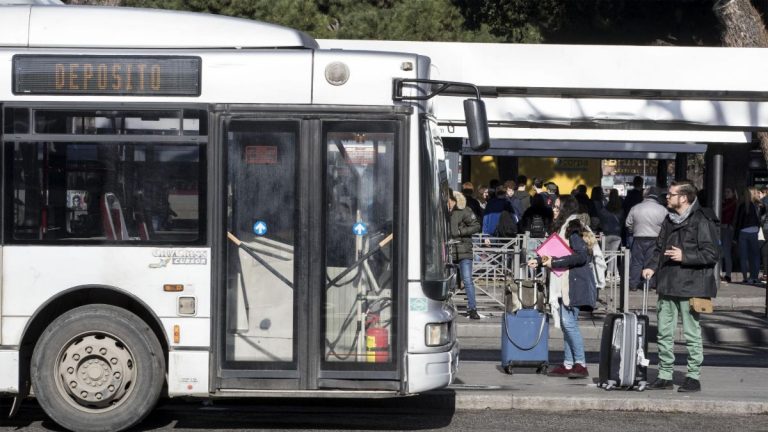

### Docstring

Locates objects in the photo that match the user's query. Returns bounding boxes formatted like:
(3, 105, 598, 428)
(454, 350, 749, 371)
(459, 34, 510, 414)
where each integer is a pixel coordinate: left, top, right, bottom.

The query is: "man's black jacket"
(646, 201, 718, 298)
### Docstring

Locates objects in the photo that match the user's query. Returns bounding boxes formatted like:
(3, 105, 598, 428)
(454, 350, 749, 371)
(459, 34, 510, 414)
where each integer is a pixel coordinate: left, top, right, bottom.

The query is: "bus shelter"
(319, 39, 768, 217)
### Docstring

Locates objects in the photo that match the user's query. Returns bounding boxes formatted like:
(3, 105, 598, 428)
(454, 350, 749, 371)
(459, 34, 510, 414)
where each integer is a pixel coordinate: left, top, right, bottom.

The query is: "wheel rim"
(55, 333, 137, 412)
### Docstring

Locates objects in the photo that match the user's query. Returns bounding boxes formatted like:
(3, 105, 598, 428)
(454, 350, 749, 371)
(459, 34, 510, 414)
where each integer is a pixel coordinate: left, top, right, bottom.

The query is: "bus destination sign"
(13, 55, 201, 96)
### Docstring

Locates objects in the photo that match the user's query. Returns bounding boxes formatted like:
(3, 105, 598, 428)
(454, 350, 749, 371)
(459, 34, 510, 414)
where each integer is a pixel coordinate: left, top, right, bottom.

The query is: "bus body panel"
(406, 344, 458, 394)
(168, 350, 210, 396)
(0, 50, 314, 104)
(0, 351, 19, 393)
(2, 246, 211, 347)
(0, 6, 29, 48)
(312, 50, 419, 106)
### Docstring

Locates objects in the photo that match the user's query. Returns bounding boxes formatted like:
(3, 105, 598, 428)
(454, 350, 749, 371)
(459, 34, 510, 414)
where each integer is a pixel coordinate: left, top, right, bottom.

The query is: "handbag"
(690, 297, 713, 314)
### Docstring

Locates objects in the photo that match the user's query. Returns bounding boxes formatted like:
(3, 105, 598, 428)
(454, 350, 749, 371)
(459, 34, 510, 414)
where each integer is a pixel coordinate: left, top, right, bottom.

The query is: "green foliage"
(455, 0, 565, 43)
(327, 0, 501, 41)
(115, 0, 504, 42)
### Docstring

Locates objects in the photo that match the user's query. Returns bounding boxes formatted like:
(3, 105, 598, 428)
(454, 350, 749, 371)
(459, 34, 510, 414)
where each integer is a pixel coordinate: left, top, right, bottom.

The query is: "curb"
(448, 390, 768, 415)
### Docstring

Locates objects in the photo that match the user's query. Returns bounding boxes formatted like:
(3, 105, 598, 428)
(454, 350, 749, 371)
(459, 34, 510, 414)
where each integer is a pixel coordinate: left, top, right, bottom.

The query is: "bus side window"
(101, 192, 129, 241)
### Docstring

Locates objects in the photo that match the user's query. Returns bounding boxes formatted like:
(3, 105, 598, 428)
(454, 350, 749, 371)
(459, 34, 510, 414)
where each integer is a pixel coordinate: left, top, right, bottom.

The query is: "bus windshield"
(421, 117, 451, 285)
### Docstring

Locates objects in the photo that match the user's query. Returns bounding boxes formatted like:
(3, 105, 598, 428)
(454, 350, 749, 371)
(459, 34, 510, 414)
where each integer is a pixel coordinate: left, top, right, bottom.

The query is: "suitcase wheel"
(536, 364, 548, 374)
(504, 365, 515, 375)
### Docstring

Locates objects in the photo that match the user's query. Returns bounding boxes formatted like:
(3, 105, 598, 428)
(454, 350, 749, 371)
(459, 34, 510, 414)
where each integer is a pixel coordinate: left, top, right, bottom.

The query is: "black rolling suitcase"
(598, 278, 651, 391)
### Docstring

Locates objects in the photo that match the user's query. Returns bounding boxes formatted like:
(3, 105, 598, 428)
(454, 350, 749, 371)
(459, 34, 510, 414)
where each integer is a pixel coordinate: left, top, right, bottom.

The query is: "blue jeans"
(559, 299, 585, 367)
(738, 230, 760, 281)
(459, 258, 477, 311)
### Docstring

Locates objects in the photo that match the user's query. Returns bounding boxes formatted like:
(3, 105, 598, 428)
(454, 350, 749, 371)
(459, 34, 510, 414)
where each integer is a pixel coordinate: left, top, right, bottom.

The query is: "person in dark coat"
(733, 187, 762, 284)
(528, 195, 596, 379)
(520, 193, 554, 237)
(482, 186, 514, 237)
(643, 180, 718, 393)
(449, 190, 482, 320)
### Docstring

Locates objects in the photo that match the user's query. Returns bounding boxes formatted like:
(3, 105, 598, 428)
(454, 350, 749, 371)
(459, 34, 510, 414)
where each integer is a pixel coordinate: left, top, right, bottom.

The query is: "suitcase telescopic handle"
(642, 277, 650, 316)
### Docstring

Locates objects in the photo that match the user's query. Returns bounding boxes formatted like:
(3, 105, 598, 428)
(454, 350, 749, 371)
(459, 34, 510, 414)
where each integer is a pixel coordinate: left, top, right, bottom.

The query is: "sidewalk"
(446, 361, 768, 415)
(444, 280, 768, 415)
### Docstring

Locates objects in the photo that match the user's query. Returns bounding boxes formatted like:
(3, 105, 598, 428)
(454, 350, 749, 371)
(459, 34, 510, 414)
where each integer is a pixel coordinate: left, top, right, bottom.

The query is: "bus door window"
(224, 120, 298, 366)
(322, 121, 397, 367)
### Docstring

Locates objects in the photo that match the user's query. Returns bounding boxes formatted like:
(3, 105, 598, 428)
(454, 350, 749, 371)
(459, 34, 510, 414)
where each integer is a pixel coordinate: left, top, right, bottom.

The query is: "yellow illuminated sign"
(13, 55, 201, 96)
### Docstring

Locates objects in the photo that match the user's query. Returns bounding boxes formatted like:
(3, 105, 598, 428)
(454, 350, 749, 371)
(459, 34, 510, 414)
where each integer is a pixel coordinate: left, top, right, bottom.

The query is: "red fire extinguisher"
(365, 312, 389, 363)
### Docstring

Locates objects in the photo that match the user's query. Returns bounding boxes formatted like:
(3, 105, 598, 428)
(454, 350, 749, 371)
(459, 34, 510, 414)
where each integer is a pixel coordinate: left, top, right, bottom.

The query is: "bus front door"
(218, 114, 402, 392)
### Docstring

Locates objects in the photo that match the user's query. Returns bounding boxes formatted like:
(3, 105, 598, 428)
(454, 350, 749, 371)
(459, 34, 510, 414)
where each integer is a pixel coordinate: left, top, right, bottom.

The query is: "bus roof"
(0, 5, 318, 49)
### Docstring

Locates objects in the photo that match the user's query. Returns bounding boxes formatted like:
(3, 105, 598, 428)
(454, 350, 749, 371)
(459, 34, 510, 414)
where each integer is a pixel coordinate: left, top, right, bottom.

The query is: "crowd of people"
(449, 175, 720, 392)
(722, 185, 768, 285)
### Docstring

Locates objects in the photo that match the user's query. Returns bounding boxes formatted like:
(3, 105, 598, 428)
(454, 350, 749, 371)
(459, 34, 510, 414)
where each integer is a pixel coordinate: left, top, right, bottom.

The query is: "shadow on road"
(1, 392, 458, 431)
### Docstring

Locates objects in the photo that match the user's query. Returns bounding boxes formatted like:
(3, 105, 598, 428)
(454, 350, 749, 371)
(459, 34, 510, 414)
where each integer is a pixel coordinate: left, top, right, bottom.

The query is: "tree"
(713, 0, 768, 166)
(68, 0, 514, 42)
(455, 0, 565, 43)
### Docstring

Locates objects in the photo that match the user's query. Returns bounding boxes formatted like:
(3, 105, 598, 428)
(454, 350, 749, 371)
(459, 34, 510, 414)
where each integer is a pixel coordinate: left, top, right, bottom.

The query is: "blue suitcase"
(501, 308, 549, 374)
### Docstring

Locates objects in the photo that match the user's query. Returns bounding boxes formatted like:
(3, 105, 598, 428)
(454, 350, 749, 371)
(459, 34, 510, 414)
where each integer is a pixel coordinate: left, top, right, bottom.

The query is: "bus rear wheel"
(31, 305, 165, 432)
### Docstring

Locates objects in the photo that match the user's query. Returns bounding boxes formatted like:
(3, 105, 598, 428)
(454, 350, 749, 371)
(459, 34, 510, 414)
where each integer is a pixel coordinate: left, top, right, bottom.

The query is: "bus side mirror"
(463, 99, 490, 152)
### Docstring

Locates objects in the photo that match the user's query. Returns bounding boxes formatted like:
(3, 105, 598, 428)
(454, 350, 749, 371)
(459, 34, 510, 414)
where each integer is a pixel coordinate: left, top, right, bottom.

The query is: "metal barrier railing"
(472, 232, 632, 313)
(471, 234, 525, 308)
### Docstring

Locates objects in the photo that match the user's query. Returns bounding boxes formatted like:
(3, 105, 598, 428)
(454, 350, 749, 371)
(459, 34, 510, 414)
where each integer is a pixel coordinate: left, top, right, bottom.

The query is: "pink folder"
(535, 232, 573, 277)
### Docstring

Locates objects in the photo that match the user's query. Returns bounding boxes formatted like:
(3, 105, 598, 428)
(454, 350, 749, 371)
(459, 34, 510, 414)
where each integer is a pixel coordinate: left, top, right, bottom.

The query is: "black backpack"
(528, 215, 547, 238)
(494, 210, 518, 237)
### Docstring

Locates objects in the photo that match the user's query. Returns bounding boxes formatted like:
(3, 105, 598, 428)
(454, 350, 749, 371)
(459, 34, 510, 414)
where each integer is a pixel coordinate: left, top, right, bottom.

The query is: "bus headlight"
(425, 322, 450, 347)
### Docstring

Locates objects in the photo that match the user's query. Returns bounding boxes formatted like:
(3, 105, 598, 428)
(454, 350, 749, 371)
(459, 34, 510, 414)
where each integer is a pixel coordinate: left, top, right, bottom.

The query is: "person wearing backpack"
(483, 186, 515, 237)
(643, 180, 718, 393)
(448, 190, 483, 320)
(503, 180, 524, 227)
(514, 175, 532, 214)
(521, 193, 553, 238)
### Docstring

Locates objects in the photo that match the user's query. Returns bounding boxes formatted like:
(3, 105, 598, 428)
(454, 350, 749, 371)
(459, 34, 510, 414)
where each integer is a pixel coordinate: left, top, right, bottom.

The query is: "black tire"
(31, 305, 165, 432)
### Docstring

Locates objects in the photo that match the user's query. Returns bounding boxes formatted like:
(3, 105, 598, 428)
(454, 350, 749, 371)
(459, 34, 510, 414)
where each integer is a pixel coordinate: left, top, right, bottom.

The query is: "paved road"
(1, 398, 765, 431)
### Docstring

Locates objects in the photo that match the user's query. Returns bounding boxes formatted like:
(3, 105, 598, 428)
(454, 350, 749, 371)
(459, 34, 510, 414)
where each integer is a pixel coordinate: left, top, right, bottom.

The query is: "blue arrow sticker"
(352, 222, 368, 236)
(253, 221, 268, 236)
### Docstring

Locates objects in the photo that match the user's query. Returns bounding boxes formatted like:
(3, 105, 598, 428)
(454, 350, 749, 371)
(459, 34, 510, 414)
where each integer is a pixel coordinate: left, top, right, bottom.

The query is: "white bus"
(0, 5, 490, 432)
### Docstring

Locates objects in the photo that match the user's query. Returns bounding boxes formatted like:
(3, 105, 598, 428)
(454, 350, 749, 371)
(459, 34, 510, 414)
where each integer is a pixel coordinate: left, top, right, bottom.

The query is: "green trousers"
(656, 295, 703, 381)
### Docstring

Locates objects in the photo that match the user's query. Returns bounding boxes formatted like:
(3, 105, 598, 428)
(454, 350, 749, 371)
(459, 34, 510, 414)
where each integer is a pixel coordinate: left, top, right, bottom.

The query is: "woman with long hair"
(734, 187, 762, 284)
(528, 195, 596, 379)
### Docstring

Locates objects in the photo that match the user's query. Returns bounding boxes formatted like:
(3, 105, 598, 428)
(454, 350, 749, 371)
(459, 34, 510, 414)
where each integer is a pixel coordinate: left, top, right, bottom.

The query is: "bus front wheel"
(31, 305, 165, 432)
